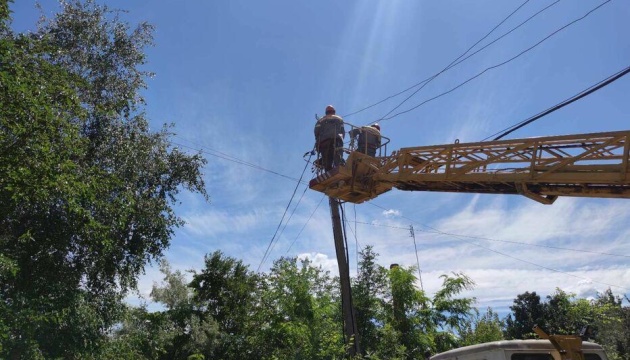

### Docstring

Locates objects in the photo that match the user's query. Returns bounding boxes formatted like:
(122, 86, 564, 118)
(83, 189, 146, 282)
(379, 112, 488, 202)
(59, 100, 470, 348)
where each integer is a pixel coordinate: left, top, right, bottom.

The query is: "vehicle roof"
(431, 340, 604, 360)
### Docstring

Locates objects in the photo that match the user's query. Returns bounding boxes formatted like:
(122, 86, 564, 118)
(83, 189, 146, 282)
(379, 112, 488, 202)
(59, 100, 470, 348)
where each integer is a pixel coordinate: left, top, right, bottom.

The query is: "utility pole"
(329, 197, 361, 356)
(410, 225, 424, 291)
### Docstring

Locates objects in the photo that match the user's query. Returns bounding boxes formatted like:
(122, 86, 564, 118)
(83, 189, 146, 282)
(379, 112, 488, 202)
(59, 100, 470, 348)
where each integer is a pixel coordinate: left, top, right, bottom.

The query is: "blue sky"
(11, 1, 630, 315)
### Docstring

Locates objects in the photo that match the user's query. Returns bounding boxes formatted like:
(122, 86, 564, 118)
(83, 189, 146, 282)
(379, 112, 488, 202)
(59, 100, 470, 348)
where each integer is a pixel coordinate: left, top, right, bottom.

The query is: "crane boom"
(309, 130, 630, 204)
(310, 129, 630, 356)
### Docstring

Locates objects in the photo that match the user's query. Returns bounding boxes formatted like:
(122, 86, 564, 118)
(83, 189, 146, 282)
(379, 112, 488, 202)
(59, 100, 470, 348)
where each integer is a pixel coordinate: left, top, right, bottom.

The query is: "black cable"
(345, 219, 630, 259)
(173, 140, 306, 184)
(453, 234, 629, 291)
(257, 154, 312, 272)
(354, 204, 359, 274)
(274, 183, 310, 249)
(486, 65, 630, 141)
(366, 202, 630, 291)
(339, 202, 360, 354)
(379, 0, 611, 123)
(286, 195, 326, 254)
(340, 203, 351, 277)
(344, 220, 364, 255)
(377, 0, 531, 122)
(441, 0, 561, 89)
(344, 0, 537, 120)
(410, 225, 424, 292)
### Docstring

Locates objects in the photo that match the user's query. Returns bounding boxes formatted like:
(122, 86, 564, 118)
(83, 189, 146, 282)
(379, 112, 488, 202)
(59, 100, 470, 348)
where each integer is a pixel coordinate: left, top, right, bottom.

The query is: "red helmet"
(371, 123, 380, 131)
(325, 105, 336, 115)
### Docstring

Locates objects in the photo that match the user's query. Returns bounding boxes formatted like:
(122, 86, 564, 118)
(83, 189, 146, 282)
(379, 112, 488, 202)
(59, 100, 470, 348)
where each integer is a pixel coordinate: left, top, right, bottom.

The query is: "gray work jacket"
(314, 115, 345, 144)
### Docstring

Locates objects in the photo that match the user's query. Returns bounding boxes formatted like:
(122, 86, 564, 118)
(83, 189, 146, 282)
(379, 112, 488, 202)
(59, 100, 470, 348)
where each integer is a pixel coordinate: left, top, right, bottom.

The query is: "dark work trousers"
(317, 138, 344, 171)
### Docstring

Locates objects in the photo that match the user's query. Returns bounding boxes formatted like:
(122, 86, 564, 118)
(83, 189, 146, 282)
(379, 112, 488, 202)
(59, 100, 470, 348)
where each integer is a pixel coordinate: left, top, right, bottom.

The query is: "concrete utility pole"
(329, 197, 361, 356)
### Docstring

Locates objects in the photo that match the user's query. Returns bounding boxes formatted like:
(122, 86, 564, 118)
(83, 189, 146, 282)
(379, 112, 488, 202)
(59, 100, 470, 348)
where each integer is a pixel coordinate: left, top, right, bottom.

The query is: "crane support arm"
(309, 130, 630, 204)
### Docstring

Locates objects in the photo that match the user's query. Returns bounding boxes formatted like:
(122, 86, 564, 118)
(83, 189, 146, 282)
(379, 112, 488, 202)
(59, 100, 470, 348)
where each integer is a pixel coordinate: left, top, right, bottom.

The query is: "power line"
(449, 233, 629, 291)
(353, 204, 359, 273)
(485, 64, 630, 141)
(410, 225, 424, 291)
(286, 195, 326, 254)
(268, 182, 310, 259)
(172, 138, 307, 184)
(174, 134, 630, 263)
(378, 0, 611, 123)
(257, 154, 313, 272)
(365, 202, 630, 291)
(172, 137, 325, 265)
(345, 219, 630, 259)
(376, 0, 531, 122)
(442, 0, 561, 85)
(343, 0, 562, 120)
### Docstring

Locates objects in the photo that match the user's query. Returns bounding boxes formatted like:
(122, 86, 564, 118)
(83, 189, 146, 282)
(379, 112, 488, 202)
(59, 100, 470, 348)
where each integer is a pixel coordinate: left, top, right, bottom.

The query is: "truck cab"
(431, 340, 607, 360)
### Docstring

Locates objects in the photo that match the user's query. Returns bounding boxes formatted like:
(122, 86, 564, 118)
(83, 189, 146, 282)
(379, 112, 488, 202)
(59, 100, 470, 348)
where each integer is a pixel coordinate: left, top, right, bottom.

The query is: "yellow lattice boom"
(309, 130, 630, 204)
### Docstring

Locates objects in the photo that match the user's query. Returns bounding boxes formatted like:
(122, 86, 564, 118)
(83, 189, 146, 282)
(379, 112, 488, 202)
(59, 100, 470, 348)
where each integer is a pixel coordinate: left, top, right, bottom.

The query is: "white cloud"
(297, 252, 339, 275)
(382, 209, 401, 217)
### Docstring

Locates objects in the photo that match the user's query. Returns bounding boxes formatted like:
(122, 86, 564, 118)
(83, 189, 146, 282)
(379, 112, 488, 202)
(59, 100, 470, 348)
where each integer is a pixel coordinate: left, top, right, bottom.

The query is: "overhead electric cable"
(286, 195, 326, 254)
(343, 219, 364, 259)
(366, 202, 629, 291)
(344, 0, 561, 120)
(345, 219, 630, 259)
(268, 183, 310, 259)
(172, 140, 306, 184)
(174, 136, 272, 170)
(174, 135, 629, 262)
(485, 64, 630, 141)
(376, 0, 531, 122)
(257, 154, 312, 272)
(353, 204, 359, 272)
(342, 0, 544, 118)
(455, 234, 629, 291)
(378, 0, 611, 123)
(410, 225, 424, 291)
(443, 0, 561, 82)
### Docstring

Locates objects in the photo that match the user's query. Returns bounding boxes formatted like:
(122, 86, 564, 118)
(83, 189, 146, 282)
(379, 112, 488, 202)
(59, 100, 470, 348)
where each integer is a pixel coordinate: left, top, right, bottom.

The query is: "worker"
(349, 123, 381, 157)
(314, 105, 345, 171)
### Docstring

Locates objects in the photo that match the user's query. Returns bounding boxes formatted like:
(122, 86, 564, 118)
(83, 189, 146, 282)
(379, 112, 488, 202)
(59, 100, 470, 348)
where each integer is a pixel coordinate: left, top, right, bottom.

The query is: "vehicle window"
(512, 353, 554, 360)
(584, 354, 601, 360)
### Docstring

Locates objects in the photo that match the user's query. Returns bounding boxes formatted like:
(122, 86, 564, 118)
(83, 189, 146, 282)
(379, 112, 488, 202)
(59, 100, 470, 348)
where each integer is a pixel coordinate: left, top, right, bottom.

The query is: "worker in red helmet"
(349, 123, 381, 157)
(314, 105, 345, 171)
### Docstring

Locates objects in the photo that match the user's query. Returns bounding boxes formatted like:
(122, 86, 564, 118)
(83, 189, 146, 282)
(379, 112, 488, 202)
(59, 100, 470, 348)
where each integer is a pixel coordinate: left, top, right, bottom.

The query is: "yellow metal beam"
(309, 130, 630, 204)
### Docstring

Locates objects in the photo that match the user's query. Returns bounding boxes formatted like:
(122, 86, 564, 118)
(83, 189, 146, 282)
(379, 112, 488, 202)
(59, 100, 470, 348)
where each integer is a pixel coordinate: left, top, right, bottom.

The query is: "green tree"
(380, 266, 476, 358)
(505, 291, 545, 339)
(505, 289, 629, 360)
(0, 1, 207, 356)
(592, 290, 630, 360)
(430, 272, 476, 352)
(353, 246, 388, 356)
(189, 251, 260, 360)
(543, 288, 580, 334)
(459, 307, 504, 346)
(350, 249, 477, 359)
(255, 257, 345, 360)
(151, 260, 218, 359)
(387, 264, 431, 357)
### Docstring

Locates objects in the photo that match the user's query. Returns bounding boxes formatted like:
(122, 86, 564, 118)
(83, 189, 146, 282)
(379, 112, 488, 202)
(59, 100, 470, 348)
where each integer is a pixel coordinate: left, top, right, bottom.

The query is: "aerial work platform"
(309, 130, 630, 204)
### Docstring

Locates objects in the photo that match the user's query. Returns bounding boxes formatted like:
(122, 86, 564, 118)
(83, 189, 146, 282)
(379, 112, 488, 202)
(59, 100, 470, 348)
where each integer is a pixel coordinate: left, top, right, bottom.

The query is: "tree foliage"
(505, 289, 630, 360)
(254, 257, 345, 360)
(0, 0, 207, 356)
(352, 247, 477, 359)
(460, 307, 504, 346)
(189, 251, 259, 359)
(505, 291, 545, 339)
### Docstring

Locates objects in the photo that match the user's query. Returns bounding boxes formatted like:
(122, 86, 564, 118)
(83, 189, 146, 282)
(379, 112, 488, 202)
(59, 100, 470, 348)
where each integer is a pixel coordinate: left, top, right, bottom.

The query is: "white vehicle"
(431, 339, 607, 360)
